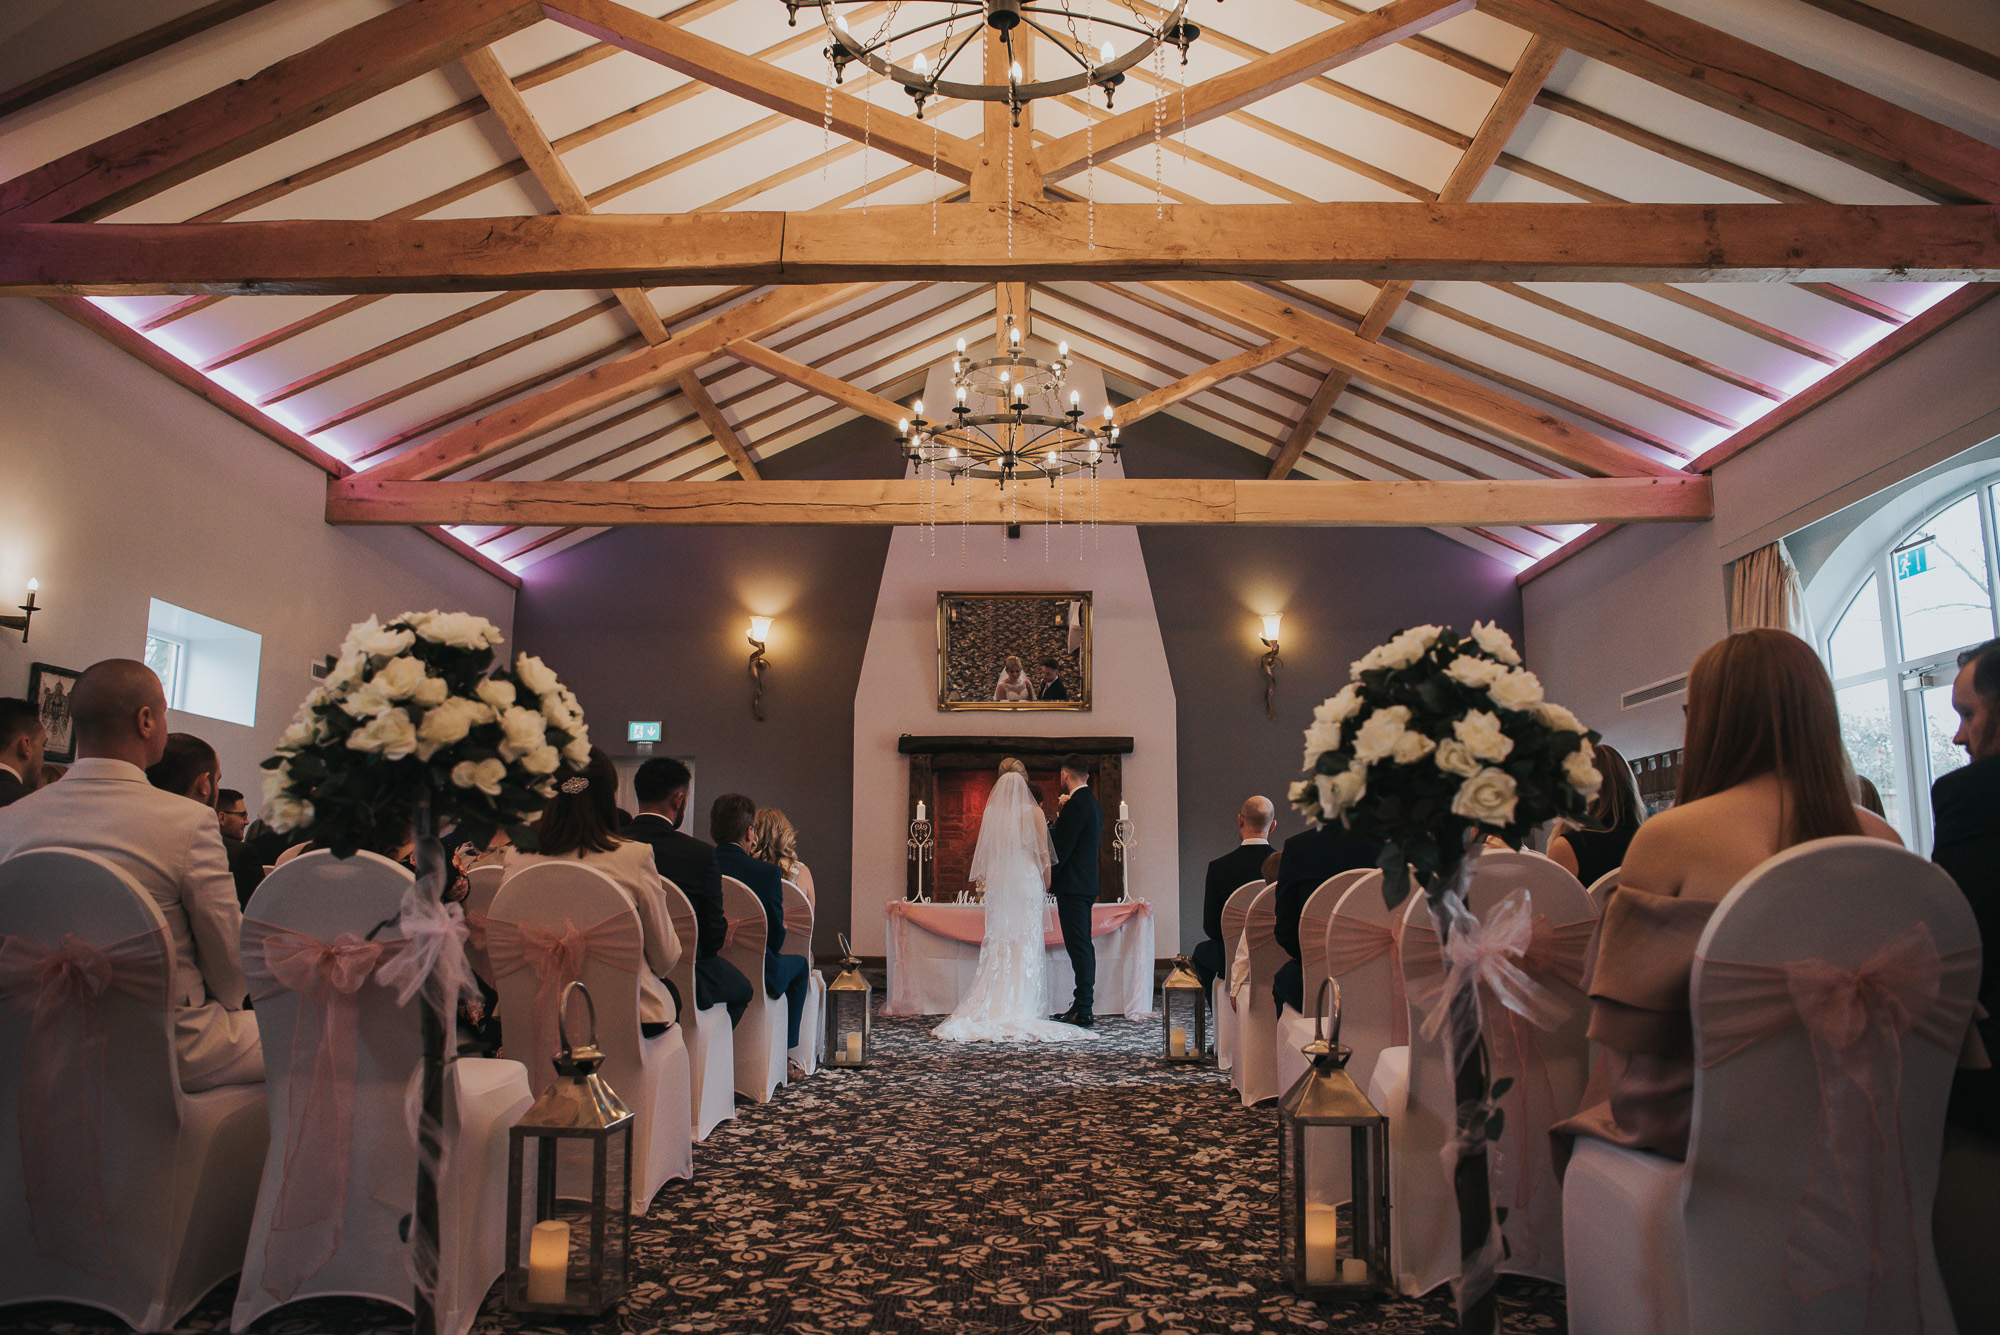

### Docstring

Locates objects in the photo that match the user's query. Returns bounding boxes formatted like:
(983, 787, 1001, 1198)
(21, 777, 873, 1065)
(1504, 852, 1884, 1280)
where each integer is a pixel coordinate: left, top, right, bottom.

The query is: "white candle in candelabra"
(1119, 801, 1130, 822)
(527, 1219, 570, 1303)
(915, 800, 926, 822)
(1303, 1204, 1340, 1286)
(1170, 1027, 1186, 1057)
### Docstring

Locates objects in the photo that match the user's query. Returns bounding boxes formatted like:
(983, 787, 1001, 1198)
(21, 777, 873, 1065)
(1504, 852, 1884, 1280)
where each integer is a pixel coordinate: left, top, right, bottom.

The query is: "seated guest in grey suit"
(622, 757, 753, 1027)
(1190, 796, 1275, 991)
(0, 661, 260, 1091)
(0, 697, 44, 808)
(713, 792, 810, 1050)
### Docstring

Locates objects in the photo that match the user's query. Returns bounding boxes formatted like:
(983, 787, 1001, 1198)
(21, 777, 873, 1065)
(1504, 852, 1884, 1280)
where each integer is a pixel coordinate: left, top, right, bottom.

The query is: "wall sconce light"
(1259, 613, 1283, 721)
(746, 616, 773, 722)
(0, 580, 40, 643)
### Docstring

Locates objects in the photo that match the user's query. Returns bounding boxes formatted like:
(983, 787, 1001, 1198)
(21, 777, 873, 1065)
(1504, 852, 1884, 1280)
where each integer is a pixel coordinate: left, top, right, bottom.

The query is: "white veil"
(968, 770, 1053, 890)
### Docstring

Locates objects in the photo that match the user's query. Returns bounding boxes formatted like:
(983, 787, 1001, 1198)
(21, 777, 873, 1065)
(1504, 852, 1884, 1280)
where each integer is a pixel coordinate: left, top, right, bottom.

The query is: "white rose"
(265, 795, 314, 833)
(1536, 702, 1585, 734)
(1302, 717, 1343, 768)
(1469, 620, 1522, 666)
(515, 654, 560, 697)
(496, 706, 547, 759)
(1317, 765, 1366, 815)
(412, 675, 449, 707)
(1454, 710, 1514, 763)
(369, 655, 430, 701)
(1446, 655, 1503, 689)
(342, 615, 415, 661)
(324, 651, 366, 692)
(1451, 767, 1519, 827)
(1350, 705, 1411, 764)
(541, 692, 580, 732)
(562, 736, 592, 768)
(340, 684, 394, 719)
(451, 757, 508, 796)
(1564, 743, 1605, 800)
(1433, 738, 1481, 777)
(261, 763, 293, 806)
(521, 744, 561, 775)
(416, 697, 495, 760)
(475, 678, 517, 711)
(304, 687, 330, 710)
(278, 717, 321, 751)
(409, 610, 504, 651)
(1487, 667, 1545, 713)
(1319, 684, 1363, 723)
(346, 708, 418, 760)
(1391, 729, 1436, 764)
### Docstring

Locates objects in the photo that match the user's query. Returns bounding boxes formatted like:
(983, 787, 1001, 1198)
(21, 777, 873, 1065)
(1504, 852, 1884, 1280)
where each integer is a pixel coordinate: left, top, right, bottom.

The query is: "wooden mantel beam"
(7, 203, 1997, 296)
(328, 474, 1713, 528)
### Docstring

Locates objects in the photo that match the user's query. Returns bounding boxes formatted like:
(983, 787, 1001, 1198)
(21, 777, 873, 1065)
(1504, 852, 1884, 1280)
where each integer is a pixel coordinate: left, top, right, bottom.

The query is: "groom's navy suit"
(1049, 784, 1103, 1014)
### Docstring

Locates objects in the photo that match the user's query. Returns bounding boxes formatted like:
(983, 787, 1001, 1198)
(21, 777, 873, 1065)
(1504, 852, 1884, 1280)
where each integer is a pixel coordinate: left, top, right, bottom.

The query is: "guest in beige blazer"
(0, 660, 261, 1091)
(501, 746, 681, 1031)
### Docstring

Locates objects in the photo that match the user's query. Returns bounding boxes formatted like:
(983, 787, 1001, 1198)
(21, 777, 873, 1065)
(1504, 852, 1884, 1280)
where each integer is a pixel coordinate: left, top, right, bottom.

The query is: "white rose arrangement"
(261, 611, 590, 858)
(1291, 619, 1601, 905)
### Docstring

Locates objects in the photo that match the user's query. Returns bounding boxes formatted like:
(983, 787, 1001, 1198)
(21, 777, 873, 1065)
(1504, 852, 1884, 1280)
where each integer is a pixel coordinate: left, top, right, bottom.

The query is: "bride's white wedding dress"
(933, 771, 1093, 1043)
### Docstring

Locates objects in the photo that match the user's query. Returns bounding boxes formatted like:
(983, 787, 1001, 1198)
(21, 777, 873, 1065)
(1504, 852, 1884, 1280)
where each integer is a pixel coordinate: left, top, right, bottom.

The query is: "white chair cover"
(1212, 880, 1263, 1074)
(719, 876, 788, 1104)
(232, 851, 531, 1335)
(461, 863, 504, 985)
(1584, 866, 1620, 913)
(487, 863, 693, 1212)
(659, 879, 735, 1141)
(783, 882, 825, 1074)
(1564, 837, 1980, 1335)
(1231, 886, 1288, 1108)
(1387, 852, 1595, 1293)
(0, 848, 267, 1332)
(1277, 870, 1376, 1096)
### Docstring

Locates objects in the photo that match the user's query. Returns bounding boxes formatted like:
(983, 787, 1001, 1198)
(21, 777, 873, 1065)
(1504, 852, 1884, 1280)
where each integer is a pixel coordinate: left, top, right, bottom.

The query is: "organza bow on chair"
(484, 913, 643, 1093)
(0, 928, 169, 1280)
(242, 921, 408, 1300)
(1699, 923, 1982, 1334)
(1324, 914, 1410, 1046)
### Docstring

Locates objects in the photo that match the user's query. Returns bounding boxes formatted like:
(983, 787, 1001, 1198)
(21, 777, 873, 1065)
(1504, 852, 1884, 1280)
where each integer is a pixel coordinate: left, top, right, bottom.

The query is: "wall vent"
(1622, 674, 1688, 710)
(309, 659, 331, 682)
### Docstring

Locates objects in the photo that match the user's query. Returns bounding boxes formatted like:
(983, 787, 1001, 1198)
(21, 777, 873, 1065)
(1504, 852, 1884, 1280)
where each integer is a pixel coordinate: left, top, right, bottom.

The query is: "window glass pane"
(1836, 680, 1902, 835)
(143, 635, 181, 704)
(1921, 680, 1971, 791)
(1892, 495, 1993, 662)
(1827, 575, 1884, 679)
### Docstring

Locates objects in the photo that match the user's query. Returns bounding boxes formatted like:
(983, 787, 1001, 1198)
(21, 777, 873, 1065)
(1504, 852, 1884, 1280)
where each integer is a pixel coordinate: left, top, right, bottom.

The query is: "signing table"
(883, 899, 1158, 1019)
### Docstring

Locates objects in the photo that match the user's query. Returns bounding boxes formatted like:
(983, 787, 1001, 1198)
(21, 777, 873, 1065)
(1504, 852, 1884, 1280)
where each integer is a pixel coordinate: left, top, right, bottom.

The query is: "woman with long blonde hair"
(750, 806, 814, 902)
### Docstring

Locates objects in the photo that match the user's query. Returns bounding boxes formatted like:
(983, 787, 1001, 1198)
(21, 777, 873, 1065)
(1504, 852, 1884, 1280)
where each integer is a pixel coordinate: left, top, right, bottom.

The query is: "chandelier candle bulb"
(1009, 60, 1022, 83)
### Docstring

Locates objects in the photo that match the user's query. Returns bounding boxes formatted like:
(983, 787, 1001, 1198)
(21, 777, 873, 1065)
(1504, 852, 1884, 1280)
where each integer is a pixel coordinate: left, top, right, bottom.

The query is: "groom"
(1049, 755, 1102, 1027)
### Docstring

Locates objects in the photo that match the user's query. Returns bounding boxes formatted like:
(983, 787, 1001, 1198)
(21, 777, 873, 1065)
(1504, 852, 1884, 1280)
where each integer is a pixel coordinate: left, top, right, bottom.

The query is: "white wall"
(0, 300, 515, 795)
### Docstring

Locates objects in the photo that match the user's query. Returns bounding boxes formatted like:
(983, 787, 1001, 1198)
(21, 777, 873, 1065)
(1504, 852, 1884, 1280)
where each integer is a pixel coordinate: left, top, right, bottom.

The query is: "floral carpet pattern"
(13, 1011, 1566, 1333)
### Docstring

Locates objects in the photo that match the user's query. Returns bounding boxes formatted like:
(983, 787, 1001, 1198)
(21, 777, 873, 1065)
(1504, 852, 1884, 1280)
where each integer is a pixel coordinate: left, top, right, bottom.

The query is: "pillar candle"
(916, 800, 926, 821)
(1341, 1258, 1369, 1284)
(1119, 801, 1130, 821)
(1303, 1204, 1340, 1286)
(845, 1031, 862, 1063)
(1170, 1027, 1187, 1057)
(526, 1219, 570, 1304)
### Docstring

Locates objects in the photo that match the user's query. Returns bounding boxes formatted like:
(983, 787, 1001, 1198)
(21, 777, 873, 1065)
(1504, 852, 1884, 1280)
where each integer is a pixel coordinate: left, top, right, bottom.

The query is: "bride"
(933, 759, 1094, 1043)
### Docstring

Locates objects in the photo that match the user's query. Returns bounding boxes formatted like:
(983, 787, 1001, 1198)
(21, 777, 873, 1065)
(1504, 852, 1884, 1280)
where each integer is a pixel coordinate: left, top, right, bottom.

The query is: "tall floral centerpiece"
(261, 611, 590, 1335)
(1291, 622, 1600, 1334)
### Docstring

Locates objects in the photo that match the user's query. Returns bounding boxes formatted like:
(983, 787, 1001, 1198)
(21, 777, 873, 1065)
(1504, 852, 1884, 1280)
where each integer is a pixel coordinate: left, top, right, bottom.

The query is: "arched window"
(1826, 480, 2000, 848)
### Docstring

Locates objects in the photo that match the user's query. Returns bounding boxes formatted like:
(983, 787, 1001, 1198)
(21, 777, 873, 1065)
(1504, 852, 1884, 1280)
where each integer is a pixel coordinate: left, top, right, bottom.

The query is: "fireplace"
(899, 735, 1132, 903)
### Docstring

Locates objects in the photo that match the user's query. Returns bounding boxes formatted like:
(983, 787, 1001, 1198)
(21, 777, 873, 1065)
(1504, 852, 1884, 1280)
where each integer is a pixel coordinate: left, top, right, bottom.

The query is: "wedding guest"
(1856, 774, 1888, 818)
(148, 736, 267, 908)
(502, 746, 681, 1034)
(1037, 658, 1070, 702)
(623, 757, 752, 1027)
(1191, 796, 1275, 990)
(750, 806, 815, 903)
(1271, 810, 1384, 1014)
(0, 697, 45, 807)
(0, 660, 260, 1090)
(37, 763, 65, 788)
(1932, 637, 2000, 1331)
(1555, 629, 1899, 1163)
(1546, 741, 1644, 887)
(713, 792, 810, 1052)
(216, 787, 249, 842)
(993, 655, 1033, 702)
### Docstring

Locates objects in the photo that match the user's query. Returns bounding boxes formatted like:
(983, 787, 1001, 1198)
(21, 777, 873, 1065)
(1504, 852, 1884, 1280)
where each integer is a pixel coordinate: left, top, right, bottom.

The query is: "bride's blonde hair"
(997, 756, 1027, 777)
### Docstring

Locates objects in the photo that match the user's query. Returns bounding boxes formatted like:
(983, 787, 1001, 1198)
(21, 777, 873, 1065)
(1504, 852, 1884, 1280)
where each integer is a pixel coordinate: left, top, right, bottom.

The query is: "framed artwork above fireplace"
(936, 591, 1090, 711)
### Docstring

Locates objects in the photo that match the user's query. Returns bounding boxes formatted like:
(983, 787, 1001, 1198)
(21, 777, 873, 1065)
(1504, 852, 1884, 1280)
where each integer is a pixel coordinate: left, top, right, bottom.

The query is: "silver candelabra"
(907, 815, 934, 901)
(1113, 813, 1136, 863)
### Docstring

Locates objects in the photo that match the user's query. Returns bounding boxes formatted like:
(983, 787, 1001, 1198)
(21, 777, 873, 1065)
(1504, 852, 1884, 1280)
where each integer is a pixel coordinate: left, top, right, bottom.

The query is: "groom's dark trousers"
(1049, 784, 1104, 1013)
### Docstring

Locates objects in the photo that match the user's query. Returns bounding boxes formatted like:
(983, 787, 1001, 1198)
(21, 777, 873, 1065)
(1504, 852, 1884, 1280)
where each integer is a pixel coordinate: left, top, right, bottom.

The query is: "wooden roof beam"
(1112, 340, 1300, 427)
(725, 342, 910, 426)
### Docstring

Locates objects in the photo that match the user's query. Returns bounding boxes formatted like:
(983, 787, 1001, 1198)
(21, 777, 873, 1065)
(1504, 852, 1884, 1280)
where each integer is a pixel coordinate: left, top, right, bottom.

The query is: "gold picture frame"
(936, 592, 1091, 711)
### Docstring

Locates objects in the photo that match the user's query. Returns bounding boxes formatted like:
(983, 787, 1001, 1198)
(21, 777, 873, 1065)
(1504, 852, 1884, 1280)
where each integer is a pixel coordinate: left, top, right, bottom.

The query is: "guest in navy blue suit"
(712, 791, 810, 1050)
(1048, 756, 1103, 1027)
(1270, 818, 1383, 1014)
(622, 758, 753, 1027)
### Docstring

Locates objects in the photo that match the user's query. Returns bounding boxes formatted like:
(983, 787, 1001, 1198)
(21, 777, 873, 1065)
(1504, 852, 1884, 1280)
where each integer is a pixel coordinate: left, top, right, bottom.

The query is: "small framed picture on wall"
(28, 662, 81, 765)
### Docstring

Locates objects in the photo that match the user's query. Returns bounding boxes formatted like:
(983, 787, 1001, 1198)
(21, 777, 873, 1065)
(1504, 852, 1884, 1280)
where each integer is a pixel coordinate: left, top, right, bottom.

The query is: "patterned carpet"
(11, 1010, 1568, 1334)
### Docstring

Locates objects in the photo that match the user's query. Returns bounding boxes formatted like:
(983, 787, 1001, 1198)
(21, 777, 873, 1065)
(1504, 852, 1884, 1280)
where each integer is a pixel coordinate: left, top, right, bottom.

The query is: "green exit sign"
(627, 721, 662, 743)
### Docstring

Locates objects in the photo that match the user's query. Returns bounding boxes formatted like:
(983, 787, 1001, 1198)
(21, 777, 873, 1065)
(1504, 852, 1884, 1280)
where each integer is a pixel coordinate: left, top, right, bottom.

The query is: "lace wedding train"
(933, 770, 1092, 1043)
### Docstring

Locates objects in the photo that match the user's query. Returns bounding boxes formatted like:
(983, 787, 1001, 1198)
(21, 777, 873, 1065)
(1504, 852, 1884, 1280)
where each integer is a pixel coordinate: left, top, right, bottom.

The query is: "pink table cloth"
(883, 899, 1158, 1019)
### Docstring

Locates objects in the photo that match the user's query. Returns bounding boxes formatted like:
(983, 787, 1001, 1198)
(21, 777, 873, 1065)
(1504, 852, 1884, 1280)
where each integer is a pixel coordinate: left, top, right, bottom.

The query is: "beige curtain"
(1730, 542, 1814, 640)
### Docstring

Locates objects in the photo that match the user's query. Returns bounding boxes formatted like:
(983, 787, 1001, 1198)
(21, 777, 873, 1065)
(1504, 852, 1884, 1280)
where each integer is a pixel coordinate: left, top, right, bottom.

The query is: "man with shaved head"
(0, 659, 261, 1091)
(1189, 796, 1276, 991)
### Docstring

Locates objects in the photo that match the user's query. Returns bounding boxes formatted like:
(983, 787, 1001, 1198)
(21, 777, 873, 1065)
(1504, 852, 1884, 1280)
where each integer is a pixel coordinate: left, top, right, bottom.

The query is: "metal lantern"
(505, 982, 633, 1316)
(825, 933, 873, 1068)
(1161, 954, 1207, 1063)
(1277, 978, 1391, 1298)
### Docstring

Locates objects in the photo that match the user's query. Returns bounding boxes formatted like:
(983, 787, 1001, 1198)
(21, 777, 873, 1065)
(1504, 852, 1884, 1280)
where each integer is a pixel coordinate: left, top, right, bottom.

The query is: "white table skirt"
(883, 900, 1158, 1019)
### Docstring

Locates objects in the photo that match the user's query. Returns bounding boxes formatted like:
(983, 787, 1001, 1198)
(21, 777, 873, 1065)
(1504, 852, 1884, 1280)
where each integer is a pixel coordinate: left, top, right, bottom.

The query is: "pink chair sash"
(485, 912, 642, 1094)
(1698, 924, 1980, 1332)
(0, 928, 168, 1280)
(242, 919, 405, 1301)
(1324, 914, 1410, 1046)
(722, 911, 767, 954)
